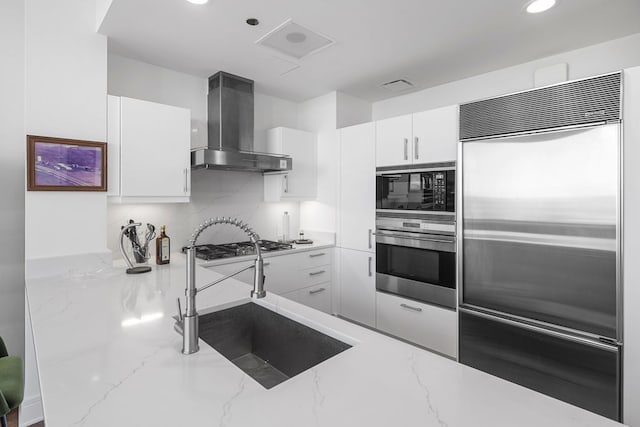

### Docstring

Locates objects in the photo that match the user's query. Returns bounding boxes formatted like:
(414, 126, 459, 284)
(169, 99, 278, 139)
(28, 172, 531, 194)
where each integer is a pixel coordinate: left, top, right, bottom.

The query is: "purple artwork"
(34, 142, 103, 187)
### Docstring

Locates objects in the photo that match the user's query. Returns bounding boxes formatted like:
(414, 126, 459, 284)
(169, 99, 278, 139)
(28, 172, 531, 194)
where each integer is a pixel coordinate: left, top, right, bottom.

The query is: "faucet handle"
(176, 297, 184, 322)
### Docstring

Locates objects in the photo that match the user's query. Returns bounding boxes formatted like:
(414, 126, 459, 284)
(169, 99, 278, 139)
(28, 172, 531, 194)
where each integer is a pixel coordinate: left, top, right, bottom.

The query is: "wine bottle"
(156, 225, 170, 265)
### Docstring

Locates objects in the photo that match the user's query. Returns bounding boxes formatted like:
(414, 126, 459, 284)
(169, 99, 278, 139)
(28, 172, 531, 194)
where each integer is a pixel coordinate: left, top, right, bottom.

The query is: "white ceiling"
(99, 0, 640, 103)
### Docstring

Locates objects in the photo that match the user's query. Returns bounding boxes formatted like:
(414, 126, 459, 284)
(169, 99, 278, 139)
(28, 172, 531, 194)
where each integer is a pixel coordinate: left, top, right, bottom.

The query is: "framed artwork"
(27, 135, 107, 191)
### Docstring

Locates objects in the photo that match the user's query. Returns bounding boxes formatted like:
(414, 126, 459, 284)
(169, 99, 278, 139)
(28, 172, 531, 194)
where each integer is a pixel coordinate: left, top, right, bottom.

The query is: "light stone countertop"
(25, 253, 623, 427)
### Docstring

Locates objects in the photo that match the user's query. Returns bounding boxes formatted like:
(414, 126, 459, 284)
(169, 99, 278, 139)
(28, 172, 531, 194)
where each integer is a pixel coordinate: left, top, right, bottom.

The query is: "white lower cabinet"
(207, 248, 333, 314)
(339, 248, 376, 327)
(284, 284, 332, 314)
(376, 291, 457, 358)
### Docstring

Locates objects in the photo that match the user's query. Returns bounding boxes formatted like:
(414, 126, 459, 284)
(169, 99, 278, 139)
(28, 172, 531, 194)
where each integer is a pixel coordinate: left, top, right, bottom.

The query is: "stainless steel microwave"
(376, 162, 455, 214)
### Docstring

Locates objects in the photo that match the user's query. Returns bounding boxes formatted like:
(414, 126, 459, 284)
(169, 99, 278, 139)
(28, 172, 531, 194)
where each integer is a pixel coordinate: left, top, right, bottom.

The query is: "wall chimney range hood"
(191, 71, 292, 172)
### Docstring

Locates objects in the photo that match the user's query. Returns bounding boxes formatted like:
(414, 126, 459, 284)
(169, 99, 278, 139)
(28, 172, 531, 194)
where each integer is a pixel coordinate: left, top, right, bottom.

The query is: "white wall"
(254, 92, 299, 152)
(106, 55, 302, 255)
(298, 92, 337, 133)
(299, 130, 340, 234)
(298, 91, 372, 234)
(336, 92, 372, 128)
(373, 33, 640, 120)
(624, 66, 640, 427)
(0, 0, 25, 361)
(25, 0, 109, 261)
(108, 54, 208, 149)
(95, 0, 113, 30)
(22, 1, 109, 424)
(298, 93, 339, 234)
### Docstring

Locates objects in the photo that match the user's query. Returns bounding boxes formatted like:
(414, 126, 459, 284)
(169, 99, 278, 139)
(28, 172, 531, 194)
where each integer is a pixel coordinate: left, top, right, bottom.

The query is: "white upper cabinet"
(375, 105, 458, 167)
(375, 114, 413, 167)
(339, 122, 376, 252)
(264, 127, 317, 202)
(412, 105, 458, 164)
(108, 95, 191, 203)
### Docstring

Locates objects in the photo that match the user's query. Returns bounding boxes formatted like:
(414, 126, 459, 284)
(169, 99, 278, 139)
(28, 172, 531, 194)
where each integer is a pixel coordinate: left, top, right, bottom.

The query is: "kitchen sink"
(199, 302, 351, 389)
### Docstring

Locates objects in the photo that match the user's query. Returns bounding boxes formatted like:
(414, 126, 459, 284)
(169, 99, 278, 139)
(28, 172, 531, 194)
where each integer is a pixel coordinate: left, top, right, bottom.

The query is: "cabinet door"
(413, 106, 458, 163)
(340, 123, 376, 252)
(376, 291, 457, 358)
(264, 128, 316, 201)
(339, 248, 376, 327)
(282, 128, 316, 199)
(375, 114, 412, 167)
(120, 97, 190, 198)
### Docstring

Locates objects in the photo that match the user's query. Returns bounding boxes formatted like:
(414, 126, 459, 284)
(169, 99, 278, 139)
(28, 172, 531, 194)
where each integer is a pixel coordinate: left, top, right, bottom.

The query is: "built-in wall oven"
(375, 163, 457, 310)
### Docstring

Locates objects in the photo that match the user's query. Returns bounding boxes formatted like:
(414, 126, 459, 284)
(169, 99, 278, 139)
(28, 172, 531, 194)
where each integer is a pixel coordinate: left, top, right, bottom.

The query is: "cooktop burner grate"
(182, 240, 293, 260)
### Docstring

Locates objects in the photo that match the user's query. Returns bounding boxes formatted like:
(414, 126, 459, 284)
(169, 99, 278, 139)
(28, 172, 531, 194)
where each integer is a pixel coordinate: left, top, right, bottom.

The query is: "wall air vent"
(256, 19, 335, 60)
(380, 79, 414, 92)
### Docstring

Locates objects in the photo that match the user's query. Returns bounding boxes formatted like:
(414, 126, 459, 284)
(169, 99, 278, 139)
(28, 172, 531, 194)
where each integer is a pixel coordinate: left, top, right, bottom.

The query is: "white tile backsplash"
(107, 169, 300, 258)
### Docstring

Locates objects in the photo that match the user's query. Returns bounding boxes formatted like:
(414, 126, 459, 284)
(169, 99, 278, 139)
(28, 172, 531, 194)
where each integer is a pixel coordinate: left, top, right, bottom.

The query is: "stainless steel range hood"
(191, 71, 292, 172)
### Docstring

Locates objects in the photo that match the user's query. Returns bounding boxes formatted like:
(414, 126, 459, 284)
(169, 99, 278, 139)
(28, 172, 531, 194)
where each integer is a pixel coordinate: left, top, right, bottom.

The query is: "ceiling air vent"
(380, 79, 414, 92)
(256, 19, 335, 60)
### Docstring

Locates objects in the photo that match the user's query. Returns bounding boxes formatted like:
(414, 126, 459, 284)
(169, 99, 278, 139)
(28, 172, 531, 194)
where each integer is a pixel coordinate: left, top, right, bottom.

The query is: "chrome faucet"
(177, 217, 265, 355)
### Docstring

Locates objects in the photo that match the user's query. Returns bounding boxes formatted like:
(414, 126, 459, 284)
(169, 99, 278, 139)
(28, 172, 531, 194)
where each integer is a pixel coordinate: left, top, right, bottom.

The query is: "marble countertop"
(25, 254, 622, 427)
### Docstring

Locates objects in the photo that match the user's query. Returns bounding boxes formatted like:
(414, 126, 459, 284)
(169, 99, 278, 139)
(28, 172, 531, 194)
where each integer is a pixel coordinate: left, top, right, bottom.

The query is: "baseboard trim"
(19, 395, 43, 427)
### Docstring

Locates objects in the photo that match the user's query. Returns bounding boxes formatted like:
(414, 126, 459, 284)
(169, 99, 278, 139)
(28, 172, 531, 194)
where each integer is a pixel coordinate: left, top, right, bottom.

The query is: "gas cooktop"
(182, 240, 293, 261)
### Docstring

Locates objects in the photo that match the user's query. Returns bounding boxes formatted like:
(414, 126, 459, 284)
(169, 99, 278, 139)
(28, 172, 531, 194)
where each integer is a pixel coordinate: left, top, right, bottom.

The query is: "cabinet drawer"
(284, 284, 332, 314)
(282, 249, 332, 269)
(376, 292, 457, 358)
(298, 265, 332, 287)
(302, 249, 332, 268)
(205, 249, 333, 296)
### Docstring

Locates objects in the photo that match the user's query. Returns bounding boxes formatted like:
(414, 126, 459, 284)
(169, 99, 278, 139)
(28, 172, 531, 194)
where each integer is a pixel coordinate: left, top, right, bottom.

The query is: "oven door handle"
(375, 231, 455, 244)
(375, 231, 456, 252)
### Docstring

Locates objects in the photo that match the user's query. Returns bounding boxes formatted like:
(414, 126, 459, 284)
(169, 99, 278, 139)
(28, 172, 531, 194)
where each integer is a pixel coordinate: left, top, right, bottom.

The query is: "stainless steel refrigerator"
(458, 72, 623, 421)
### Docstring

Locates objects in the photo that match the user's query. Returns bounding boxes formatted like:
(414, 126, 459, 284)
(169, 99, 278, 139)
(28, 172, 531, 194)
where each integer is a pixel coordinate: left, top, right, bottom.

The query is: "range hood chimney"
(191, 71, 293, 172)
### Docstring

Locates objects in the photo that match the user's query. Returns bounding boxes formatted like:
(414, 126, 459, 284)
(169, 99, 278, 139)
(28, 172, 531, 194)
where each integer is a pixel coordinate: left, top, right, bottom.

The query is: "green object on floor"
(0, 336, 24, 418)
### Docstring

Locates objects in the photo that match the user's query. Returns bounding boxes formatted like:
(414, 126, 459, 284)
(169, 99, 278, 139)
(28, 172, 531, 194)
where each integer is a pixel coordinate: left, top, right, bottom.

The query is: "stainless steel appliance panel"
(459, 72, 621, 140)
(375, 220, 457, 309)
(376, 273, 456, 309)
(462, 124, 620, 339)
(459, 309, 621, 421)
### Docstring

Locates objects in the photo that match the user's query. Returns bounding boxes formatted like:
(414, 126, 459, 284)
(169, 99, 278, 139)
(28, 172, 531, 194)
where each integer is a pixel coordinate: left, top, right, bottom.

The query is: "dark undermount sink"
(199, 302, 351, 389)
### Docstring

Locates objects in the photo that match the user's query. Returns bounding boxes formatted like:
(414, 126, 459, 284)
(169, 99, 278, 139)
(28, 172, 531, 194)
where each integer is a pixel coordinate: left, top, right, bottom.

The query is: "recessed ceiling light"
(186, 0, 208, 4)
(246, 18, 260, 26)
(525, 0, 556, 14)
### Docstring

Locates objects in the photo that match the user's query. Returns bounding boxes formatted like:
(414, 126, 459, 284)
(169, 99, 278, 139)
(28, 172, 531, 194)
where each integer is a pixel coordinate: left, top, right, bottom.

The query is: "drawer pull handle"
(400, 303, 422, 312)
(183, 168, 189, 193)
(309, 270, 326, 276)
(309, 288, 327, 295)
(309, 253, 326, 258)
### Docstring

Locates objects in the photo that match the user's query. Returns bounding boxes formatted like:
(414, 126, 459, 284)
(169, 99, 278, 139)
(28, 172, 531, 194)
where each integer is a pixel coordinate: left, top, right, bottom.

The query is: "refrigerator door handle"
(458, 307, 620, 353)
